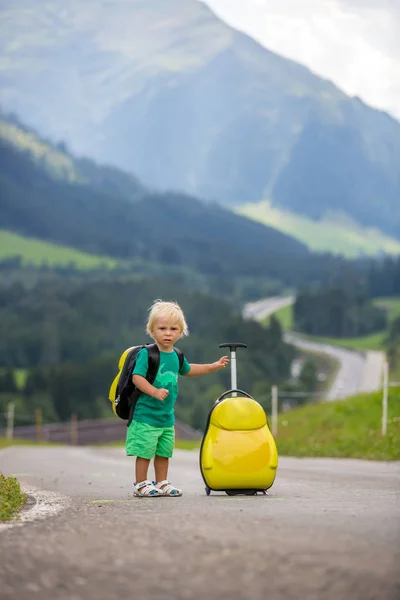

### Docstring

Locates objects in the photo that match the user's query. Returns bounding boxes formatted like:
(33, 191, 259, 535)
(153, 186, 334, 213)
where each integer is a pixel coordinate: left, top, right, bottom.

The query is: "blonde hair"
(146, 299, 189, 338)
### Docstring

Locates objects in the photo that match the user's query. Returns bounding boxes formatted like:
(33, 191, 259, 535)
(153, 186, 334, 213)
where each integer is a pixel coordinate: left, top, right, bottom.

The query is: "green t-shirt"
(132, 347, 191, 427)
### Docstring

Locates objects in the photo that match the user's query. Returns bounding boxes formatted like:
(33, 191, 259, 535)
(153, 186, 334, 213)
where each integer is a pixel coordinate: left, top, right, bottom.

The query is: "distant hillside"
(0, 111, 144, 202)
(0, 112, 311, 282)
(237, 201, 400, 258)
(0, 230, 119, 269)
(1, 0, 399, 240)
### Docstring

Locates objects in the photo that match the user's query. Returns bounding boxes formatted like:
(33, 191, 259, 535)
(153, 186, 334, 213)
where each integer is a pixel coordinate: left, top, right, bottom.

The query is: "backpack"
(108, 343, 184, 426)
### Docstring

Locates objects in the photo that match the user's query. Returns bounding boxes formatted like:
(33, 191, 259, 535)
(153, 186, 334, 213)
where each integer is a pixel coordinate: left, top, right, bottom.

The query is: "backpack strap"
(146, 343, 160, 383)
(174, 347, 184, 371)
(127, 344, 160, 426)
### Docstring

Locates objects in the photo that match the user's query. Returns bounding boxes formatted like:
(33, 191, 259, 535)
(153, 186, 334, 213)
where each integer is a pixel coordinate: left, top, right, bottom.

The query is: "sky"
(204, 0, 400, 122)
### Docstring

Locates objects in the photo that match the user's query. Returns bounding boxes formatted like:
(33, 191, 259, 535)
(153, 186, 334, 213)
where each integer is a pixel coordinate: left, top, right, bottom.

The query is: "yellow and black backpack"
(108, 343, 184, 425)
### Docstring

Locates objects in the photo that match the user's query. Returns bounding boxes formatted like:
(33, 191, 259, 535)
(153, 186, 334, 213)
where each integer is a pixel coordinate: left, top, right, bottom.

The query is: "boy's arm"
(132, 374, 168, 401)
(185, 356, 229, 377)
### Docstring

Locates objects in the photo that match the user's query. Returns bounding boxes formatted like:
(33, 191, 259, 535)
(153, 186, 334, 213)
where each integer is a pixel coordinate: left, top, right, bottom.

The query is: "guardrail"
(0, 415, 201, 446)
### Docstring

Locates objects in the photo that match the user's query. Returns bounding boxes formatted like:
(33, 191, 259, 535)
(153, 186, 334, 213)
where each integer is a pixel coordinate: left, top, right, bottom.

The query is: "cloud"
(204, 0, 400, 120)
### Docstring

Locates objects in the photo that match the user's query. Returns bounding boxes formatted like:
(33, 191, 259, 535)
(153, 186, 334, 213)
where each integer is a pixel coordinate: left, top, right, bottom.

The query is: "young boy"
(126, 299, 229, 497)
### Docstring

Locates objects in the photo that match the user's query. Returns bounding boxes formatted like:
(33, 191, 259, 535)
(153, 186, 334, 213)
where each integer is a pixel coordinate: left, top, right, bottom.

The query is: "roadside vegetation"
(275, 388, 400, 461)
(0, 474, 27, 521)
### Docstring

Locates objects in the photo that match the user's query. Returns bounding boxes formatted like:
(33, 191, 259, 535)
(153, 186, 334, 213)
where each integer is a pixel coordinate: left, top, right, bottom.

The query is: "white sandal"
(155, 480, 182, 497)
(133, 480, 164, 497)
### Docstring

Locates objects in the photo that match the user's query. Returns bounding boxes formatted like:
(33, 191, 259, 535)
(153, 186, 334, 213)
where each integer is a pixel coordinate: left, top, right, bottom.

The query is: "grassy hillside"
(0, 230, 119, 269)
(264, 303, 294, 329)
(237, 200, 400, 258)
(275, 388, 400, 460)
(0, 111, 144, 200)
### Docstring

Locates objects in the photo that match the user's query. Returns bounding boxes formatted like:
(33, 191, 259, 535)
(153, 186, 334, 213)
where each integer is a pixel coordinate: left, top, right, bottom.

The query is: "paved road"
(1, 447, 399, 600)
(243, 295, 295, 322)
(243, 297, 386, 399)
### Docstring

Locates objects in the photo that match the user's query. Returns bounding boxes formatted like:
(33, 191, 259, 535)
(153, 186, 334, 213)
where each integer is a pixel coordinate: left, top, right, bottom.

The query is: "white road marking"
(0, 486, 71, 532)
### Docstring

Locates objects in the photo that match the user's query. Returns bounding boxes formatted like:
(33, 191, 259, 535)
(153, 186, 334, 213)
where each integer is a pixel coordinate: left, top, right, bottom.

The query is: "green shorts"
(125, 420, 175, 459)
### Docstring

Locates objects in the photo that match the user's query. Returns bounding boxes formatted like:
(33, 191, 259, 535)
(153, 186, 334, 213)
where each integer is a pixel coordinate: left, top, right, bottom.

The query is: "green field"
(236, 200, 400, 258)
(264, 303, 294, 329)
(275, 387, 400, 460)
(294, 330, 386, 351)
(0, 230, 119, 269)
(373, 297, 400, 322)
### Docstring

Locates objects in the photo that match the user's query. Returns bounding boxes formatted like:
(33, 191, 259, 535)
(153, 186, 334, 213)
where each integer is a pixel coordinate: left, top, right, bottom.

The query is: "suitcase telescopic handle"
(219, 343, 247, 392)
(219, 343, 247, 351)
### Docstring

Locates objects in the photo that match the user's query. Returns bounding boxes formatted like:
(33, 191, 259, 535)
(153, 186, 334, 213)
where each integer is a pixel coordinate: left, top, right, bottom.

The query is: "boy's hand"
(153, 388, 169, 401)
(214, 356, 229, 370)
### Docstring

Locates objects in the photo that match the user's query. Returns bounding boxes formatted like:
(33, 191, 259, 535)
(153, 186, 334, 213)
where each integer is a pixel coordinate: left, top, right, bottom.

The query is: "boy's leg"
(136, 457, 151, 483)
(154, 455, 169, 482)
(154, 426, 182, 496)
(126, 420, 164, 497)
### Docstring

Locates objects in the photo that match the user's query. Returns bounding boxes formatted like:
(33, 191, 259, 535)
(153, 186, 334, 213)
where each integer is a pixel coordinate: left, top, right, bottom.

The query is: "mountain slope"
(1, 0, 399, 239)
(0, 112, 310, 280)
(237, 201, 400, 258)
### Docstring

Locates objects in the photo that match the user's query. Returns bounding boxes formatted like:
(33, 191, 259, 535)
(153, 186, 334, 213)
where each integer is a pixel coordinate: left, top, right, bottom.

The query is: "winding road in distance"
(243, 296, 386, 400)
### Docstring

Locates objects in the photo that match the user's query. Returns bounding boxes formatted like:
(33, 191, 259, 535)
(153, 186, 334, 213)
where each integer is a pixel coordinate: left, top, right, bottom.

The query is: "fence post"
(271, 385, 278, 437)
(35, 408, 43, 442)
(6, 402, 14, 440)
(382, 360, 389, 437)
(70, 413, 78, 446)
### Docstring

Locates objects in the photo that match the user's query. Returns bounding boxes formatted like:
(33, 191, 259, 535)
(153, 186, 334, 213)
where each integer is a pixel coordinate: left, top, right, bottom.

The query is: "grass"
(0, 474, 27, 521)
(275, 387, 400, 460)
(236, 200, 400, 258)
(373, 297, 400, 322)
(13, 369, 28, 390)
(175, 439, 201, 450)
(0, 230, 119, 269)
(293, 330, 386, 351)
(264, 303, 294, 329)
(94, 438, 202, 450)
(0, 438, 59, 449)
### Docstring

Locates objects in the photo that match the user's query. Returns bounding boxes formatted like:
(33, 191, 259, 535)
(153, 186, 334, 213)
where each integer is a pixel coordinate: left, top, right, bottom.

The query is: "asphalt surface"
(283, 333, 384, 400)
(243, 296, 295, 322)
(243, 296, 386, 399)
(1, 446, 399, 600)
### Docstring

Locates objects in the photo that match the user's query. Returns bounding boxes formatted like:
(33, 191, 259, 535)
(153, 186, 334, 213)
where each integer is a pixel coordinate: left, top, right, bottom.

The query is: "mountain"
(1, 0, 399, 241)
(0, 111, 311, 282)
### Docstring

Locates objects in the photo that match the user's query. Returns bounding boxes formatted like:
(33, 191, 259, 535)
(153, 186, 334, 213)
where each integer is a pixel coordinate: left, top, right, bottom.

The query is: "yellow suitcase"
(200, 343, 278, 496)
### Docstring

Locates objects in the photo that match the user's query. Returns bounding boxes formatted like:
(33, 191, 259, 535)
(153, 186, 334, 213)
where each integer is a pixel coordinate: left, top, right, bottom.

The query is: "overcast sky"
(204, 0, 400, 121)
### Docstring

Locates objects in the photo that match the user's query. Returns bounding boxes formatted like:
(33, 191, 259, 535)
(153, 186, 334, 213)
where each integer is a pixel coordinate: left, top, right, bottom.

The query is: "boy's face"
(151, 318, 182, 351)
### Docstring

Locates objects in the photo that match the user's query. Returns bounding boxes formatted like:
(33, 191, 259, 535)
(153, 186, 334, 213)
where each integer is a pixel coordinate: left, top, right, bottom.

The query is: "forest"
(293, 257, 400, 338)
(0, 275, 300, 430)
